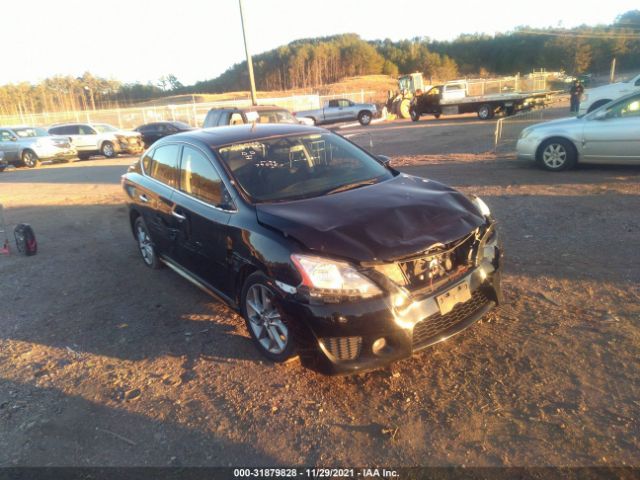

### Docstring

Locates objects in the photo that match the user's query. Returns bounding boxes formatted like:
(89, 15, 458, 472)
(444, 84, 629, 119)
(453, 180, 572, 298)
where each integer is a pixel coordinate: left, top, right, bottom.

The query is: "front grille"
(396, 232, 477, 294)
(412, 289, 490, 349)
(322, 336, 362, 361)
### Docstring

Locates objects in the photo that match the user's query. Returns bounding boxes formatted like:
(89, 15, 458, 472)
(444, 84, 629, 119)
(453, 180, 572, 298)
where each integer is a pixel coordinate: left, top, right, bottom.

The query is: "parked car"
(517, 91, 640, 171)
(203, 105, 312, 129)
(48, 123, 143, 160)
(578, 73, 640, 115)
(0, 151, 6, 172)
(0, 126, 77, 168)
(122, 124, 502, 374)
(296, 99, 378, 126)
(134, 121, 193, 148)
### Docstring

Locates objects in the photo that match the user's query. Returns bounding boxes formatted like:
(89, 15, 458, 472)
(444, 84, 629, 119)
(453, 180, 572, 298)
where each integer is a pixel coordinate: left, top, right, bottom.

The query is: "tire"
(587, 99, 610, 113)
(410, 107, 420, 122)
(358, 111, 372, 126)
(434, 113, 441, 119)
(21, 150, 40, 168)
(133, 217, 161, 269)
(477, 104, 495, 120)
(101, 141, 116, 158)
(78, 153, 91, 161)
(240, 272, 295, 362)
(398, 98, 411, 119)
(536, 138, 577, 172)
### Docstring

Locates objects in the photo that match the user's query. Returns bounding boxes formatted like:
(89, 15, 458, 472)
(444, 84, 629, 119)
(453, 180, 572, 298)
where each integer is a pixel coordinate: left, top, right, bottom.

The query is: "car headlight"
(519, 128, 532, 139)
(471, 195, 491, 218)
(291, 254, 382, 301)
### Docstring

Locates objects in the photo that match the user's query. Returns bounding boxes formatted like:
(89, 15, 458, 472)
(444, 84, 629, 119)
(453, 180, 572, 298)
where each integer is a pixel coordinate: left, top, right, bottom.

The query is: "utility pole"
(239, 0, 257, 106)
(610, 57, 616, 84)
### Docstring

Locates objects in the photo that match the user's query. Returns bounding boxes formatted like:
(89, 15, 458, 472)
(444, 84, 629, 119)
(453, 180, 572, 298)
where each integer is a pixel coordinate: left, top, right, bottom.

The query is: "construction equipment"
(387, 73, 427, 119)
(0, 204, 10, 255)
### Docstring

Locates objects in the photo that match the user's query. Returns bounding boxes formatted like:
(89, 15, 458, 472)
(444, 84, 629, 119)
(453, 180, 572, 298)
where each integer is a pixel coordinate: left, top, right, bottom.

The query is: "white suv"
(579, 73, 640, 115)
(48, 123, 144, 160)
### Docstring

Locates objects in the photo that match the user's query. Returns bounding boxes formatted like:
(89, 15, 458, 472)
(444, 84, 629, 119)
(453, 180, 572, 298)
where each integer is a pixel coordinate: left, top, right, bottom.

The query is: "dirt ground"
(0, 113, 639, 468)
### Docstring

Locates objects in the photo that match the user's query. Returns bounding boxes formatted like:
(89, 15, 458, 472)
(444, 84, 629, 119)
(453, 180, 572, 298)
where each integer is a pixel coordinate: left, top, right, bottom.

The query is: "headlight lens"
(519, 128, 532, 139)
(471, 195, 491, 218)
(291, 254, 382, 300)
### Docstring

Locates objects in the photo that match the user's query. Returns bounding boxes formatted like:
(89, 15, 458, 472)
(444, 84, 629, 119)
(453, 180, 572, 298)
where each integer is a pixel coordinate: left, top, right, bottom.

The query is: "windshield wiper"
(325, 179, 378, 195)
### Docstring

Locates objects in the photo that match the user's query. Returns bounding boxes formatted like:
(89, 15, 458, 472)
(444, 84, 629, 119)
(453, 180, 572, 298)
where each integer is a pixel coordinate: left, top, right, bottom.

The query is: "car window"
(337, 100, 350, 108)
(216, 132, 393, 203)
(180, 146, 231, 208)
(145, 144, 180, 187)
(230, 113, 244, 125)
(0, 130, 14, 142)
(328, 100, 339, 108)
(137, 125, 153, 133)
(79, 125, 96, 135)
(606, 94, 640, 119)
(50, 125, 78, 135)
(635, 77, 640, 87)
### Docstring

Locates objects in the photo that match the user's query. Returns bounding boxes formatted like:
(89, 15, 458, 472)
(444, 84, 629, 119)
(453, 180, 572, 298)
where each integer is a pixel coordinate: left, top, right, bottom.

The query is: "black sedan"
(133, 121, 193, 148)
(122, 124, 502, 374)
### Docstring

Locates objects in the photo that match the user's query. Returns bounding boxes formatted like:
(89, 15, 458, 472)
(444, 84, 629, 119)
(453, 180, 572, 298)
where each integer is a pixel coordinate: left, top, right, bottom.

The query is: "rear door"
(0, 129, 19, 162)
(139, 144, 182, 257)
(582, 94, 640, 163)
(172, 144, 234, 294)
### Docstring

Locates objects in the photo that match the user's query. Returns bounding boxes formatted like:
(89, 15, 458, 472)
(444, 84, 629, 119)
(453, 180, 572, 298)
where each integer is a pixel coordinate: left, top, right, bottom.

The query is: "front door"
(173, 144, 233, 295)
(583, 94, 640, 162)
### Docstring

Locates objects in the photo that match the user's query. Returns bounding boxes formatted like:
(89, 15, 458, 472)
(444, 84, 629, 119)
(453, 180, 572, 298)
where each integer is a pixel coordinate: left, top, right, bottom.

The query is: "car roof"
(209, 105, 290, 113)
(165, 124, 325, 148)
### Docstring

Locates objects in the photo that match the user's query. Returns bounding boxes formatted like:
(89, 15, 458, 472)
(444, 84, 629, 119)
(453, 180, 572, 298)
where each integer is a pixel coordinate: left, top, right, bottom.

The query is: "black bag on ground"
(14, 224, 37, 256)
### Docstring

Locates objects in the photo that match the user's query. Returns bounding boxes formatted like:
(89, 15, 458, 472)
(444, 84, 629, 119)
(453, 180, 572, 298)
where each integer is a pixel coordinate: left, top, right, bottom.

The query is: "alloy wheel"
(136, 224, 154, 265)
(245, 284, 289, 354)
(23, 151, 38, 168)
(542, 143, 567, 169)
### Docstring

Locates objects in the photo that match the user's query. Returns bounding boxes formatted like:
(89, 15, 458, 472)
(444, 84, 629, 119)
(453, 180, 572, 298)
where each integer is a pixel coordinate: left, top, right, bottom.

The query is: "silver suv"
(48, 123, 144, 160)
(0, 126, 77, 168)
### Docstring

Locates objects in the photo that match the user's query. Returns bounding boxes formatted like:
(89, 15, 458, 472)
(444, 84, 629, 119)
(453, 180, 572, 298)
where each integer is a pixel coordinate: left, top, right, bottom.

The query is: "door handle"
(171, 209, 186, 221)
(139, 194, 148, 203)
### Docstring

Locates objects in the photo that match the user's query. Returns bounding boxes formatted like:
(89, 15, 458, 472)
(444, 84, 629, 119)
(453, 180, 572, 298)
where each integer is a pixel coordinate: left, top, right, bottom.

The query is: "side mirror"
(377, 154, 391, 166)
(10, 136, 18, 142)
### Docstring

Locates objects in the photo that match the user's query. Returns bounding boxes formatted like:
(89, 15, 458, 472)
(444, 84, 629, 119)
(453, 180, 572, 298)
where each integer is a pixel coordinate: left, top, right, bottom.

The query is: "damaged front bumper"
(279, 236, 503, 375)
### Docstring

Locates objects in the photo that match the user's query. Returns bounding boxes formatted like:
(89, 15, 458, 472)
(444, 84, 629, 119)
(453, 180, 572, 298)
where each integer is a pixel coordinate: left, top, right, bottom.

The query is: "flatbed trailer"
(410, 80, 560, 121)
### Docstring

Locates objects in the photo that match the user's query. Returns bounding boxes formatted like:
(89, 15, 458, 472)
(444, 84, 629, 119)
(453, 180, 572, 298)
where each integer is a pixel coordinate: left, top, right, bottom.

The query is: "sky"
(1, 0, 638, 86)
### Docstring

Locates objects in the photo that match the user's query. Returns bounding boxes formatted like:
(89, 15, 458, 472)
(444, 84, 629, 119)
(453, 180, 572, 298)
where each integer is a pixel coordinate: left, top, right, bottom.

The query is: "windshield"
(13, 127, 49, 138)
(255, 110, 296, 124)
(216, 132, 393, 203)
(93, 124, 118, 133)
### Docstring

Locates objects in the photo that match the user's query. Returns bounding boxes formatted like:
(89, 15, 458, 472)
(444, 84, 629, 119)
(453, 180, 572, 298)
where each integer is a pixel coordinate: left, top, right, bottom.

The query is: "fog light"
(372, 337, 387, 355)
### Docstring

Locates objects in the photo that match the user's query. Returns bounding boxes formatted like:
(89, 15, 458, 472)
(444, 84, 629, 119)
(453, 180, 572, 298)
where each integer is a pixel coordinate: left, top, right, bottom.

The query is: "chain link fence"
(0, 91, 377, 130)
(494, 95, 571, 152)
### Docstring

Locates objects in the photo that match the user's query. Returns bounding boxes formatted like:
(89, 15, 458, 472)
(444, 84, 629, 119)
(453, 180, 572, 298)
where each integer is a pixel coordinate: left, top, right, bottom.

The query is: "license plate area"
(436, 281, 471, 315)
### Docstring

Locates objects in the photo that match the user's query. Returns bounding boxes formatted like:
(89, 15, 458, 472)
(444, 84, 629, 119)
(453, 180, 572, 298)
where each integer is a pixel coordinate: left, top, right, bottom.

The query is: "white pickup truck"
(578, 73, 640, 115)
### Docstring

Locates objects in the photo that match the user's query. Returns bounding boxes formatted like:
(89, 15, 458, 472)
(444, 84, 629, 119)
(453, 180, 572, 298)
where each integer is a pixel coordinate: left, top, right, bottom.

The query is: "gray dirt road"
(0, 117, 639, 467)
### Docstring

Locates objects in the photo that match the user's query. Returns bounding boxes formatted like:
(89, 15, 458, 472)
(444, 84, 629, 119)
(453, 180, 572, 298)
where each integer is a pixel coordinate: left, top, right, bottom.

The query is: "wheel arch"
(535, 135, 579, 162)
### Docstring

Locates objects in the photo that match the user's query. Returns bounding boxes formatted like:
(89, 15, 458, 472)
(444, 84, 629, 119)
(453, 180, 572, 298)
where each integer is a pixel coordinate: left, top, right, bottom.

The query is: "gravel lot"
(0, 113, 639, 468)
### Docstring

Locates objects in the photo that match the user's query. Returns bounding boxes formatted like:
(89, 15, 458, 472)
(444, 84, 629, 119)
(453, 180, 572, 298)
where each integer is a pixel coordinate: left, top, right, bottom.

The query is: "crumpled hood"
(256, 174, 486, 263)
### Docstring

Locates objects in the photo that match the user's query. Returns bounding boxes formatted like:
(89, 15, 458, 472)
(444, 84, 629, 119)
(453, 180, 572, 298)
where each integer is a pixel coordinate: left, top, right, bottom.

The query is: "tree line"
(1, 10, 638, 116)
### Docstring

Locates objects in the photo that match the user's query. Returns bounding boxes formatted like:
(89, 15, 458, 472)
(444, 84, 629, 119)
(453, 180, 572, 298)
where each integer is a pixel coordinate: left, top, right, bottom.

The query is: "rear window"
(143, 144, 180, 187)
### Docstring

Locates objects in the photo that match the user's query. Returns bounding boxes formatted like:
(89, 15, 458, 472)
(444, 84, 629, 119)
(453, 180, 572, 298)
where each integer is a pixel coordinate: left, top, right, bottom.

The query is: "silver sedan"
(517, 92, 640, 171)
